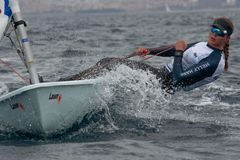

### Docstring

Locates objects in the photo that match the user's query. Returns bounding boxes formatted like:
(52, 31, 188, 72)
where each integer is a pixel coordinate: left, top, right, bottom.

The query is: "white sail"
(0, 0, 12, 40)
(165, 4, 171, 12)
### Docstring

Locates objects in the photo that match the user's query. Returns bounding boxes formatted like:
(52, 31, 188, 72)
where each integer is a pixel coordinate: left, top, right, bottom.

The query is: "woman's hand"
(136, 47, 150, 56)
(175, 40, 187, 52)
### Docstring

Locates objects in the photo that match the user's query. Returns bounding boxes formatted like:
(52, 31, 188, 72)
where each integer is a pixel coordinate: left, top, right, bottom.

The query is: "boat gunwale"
(0, 79, 98, 101)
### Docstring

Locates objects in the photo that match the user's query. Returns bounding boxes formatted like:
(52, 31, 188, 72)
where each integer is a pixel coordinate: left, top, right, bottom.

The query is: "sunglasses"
(210, 26, 226, 37)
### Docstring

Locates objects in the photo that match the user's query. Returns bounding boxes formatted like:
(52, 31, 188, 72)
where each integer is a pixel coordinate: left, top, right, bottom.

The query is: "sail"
(165, 4, 171, 12)
(0, 0, 12, 40)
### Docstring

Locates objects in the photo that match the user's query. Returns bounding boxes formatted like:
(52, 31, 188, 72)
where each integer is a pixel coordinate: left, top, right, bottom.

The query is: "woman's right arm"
(137, 41, 196, 57)
(148, 45, 176, 57)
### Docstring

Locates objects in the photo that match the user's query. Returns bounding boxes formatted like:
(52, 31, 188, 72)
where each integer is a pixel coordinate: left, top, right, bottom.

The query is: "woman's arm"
(172, 50, 222, 87)
(147, 42, 198, 57)
(148, 45, 176, 57)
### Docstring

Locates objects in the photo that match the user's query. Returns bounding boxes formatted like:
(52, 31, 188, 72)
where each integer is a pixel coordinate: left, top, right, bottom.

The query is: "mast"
(9, 0, 39, 84)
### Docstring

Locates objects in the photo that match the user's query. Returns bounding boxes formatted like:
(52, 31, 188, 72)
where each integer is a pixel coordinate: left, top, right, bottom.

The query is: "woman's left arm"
(172, 51, 222, 86)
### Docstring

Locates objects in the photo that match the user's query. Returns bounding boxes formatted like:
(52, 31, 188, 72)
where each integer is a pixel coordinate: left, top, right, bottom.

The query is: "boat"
(0, 0, 100, 136)
(0, 80, 98, 135)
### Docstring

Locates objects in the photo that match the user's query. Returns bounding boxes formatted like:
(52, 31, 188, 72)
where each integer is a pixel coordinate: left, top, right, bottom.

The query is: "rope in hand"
(0, 58, 30, 84)
(139, 45, 174, 62)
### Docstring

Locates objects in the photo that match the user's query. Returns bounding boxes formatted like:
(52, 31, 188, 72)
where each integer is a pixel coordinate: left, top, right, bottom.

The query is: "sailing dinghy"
(0, 0, 99, 136)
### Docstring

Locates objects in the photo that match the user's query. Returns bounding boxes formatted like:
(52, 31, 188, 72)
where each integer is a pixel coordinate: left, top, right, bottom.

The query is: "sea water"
(0, 9, 240, 160)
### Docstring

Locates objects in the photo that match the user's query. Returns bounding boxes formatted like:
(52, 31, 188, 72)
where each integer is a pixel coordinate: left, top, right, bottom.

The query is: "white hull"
(0, 79, 99, 136)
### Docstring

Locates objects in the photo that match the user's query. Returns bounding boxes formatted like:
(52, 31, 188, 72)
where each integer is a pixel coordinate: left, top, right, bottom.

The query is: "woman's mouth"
(210, 37, 216, 42)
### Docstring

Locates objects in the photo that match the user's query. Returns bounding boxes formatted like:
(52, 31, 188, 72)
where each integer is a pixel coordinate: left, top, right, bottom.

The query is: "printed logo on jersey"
(180, 62, 210, 77)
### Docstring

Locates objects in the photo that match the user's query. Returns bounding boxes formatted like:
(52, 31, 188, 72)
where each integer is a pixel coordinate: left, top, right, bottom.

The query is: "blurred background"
(19, 0, 240, 13)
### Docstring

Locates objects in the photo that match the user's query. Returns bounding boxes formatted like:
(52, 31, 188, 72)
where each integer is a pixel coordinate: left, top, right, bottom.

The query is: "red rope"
(140, 46, 174, 62)
(0, 58, 30, 84)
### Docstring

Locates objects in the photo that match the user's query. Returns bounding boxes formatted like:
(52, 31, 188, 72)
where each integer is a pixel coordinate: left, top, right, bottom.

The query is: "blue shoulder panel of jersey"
(4, 0, 12, 17)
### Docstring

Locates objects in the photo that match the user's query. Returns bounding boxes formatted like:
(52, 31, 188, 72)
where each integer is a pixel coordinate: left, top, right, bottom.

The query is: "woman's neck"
(207, 43, 223, 51)
(207, 42, 224, 50)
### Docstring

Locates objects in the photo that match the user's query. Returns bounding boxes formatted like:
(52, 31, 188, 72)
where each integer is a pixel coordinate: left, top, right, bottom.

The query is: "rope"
(139, 46, 174, 62)
(0, 58, 29, 84)
(98, 44, 175, 69)
(1, 19, 30, 84)
(74, 51, 138, 79)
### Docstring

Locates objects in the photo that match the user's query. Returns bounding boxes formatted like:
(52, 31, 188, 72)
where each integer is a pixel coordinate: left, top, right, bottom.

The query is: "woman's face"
(208, 27, 230, 49)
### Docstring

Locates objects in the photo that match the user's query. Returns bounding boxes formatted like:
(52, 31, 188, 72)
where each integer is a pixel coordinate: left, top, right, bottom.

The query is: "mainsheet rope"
(0, 58, 29, 84)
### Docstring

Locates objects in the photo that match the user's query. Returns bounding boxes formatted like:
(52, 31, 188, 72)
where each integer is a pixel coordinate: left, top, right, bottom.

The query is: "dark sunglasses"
(211, 26, 226, 37)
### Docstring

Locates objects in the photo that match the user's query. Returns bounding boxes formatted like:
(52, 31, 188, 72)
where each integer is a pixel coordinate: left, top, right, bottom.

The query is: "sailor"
(137, 17, 234, 92)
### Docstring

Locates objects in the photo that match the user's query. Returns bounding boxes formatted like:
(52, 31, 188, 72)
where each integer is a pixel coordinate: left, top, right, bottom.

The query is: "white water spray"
(96, 64, 172, 123)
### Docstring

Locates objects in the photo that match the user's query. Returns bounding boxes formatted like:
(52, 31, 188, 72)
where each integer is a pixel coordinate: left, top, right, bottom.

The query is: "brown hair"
(223, 41, 229, 71)
(215, 17, 234, 71)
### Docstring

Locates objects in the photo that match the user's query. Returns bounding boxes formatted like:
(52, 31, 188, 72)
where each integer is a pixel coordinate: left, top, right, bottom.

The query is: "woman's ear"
(224, 36, 230, 43)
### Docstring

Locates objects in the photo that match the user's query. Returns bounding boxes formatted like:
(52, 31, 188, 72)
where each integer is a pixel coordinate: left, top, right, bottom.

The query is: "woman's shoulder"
(190, 41, 208, 47)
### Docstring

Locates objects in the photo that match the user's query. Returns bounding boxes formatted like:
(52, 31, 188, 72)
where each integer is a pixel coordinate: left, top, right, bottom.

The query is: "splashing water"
(0, 82, 8, 96)
(95, 64, 172, 127)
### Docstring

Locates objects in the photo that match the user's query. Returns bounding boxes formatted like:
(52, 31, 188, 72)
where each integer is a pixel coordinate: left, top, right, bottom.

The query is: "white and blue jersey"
(149, 42, 225, 91)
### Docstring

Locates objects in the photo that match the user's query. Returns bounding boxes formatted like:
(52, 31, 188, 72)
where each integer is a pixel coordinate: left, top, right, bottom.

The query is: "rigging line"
(4, 21, 22, 54)
(0, 58, 29, 84)
(11, 21, 24, 52)
(139, 46, 174, 62)
(5, 22, 28, 68)
(6, 20, 24, 54)
(4, 21, 19, 51)
(3, 15, 13, 38)
(6, 34, 18, 51)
